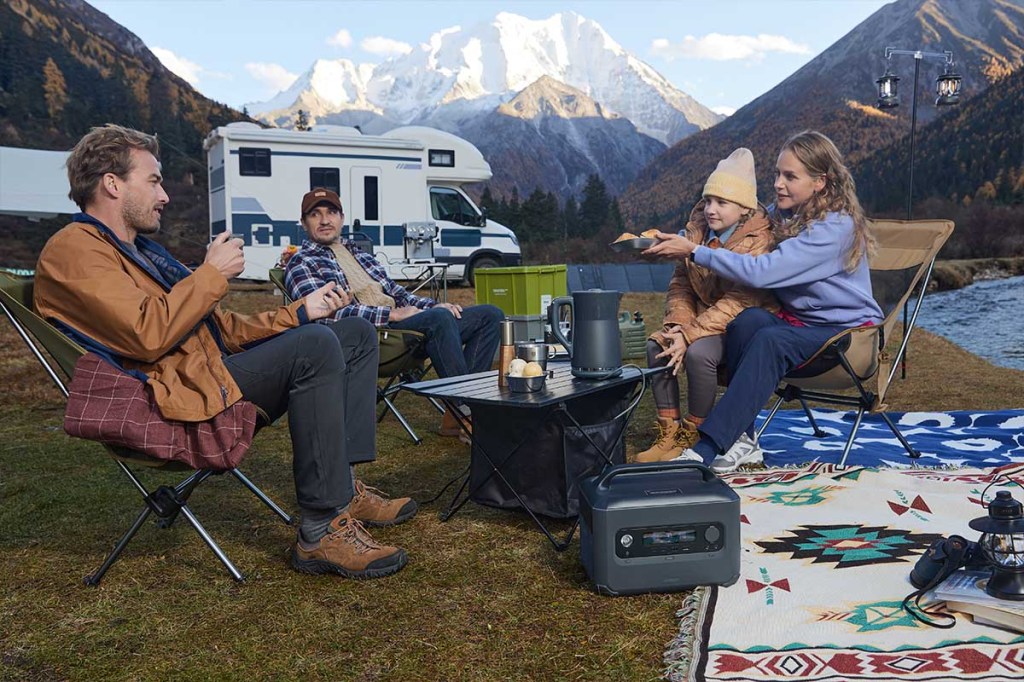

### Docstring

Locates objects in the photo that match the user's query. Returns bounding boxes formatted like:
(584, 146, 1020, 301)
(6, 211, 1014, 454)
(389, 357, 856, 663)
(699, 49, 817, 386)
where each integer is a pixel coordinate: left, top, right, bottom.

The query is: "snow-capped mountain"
(247, 12, 721, 147)
(460, 76, 668, 198)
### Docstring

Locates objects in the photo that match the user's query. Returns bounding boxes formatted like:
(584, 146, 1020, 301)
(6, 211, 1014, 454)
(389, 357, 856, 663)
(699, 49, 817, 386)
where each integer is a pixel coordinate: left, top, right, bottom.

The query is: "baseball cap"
(301, 188, 343, 216)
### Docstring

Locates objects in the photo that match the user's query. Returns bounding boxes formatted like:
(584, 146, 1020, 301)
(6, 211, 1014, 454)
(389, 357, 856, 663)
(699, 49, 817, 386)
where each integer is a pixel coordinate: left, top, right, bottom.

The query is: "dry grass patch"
(1, 286, 1021, 680)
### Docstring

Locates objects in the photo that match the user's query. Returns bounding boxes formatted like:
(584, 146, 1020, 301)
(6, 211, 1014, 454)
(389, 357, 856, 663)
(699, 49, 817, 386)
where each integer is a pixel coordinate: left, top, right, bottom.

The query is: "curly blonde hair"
(773, 130, 874, 271)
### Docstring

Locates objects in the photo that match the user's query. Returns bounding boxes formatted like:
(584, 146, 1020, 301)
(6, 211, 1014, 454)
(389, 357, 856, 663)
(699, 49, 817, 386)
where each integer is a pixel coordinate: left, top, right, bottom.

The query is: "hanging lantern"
(969, 490, 1024, 601)
(876, 68, 900, 109)
(935, 63, 962, 106)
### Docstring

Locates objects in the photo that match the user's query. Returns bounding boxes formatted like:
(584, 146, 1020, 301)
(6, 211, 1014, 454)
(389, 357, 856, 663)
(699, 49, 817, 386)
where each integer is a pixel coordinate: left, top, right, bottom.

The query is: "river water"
(914, 275, 1024, 371)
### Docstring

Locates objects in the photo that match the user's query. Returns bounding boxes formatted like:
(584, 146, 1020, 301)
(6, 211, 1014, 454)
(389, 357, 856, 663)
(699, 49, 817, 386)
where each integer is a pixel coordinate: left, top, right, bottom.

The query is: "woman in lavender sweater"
(644, 130, 883, 472)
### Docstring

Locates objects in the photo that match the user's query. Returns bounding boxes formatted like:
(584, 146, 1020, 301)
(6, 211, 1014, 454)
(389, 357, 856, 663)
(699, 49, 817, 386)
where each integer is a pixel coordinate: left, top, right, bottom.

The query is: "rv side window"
(310, 167, 340, 194)
(430, 187, 481, 227)
(239, 148, 271, 177)
(428, 149, 455, 167)
(364, 176, 379, 221)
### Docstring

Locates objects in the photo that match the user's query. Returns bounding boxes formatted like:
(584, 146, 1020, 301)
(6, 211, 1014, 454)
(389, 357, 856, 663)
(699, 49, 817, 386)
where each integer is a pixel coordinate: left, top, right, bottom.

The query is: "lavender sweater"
(692, 211, 883, 327)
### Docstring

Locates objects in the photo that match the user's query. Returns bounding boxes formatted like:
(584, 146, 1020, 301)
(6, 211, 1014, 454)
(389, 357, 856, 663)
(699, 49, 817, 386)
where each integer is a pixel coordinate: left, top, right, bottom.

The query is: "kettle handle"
(547, 295, 573, 356)
(595, 461, 717, 490)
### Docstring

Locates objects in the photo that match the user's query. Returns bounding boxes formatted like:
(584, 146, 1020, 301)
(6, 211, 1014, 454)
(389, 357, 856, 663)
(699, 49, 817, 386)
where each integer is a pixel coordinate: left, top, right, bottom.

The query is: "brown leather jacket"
(35, 220, 306, 422)
(650, 201, 778, 350)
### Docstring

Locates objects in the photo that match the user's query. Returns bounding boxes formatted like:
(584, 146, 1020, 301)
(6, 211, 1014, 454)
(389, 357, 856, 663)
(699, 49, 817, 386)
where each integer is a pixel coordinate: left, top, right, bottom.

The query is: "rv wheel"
(466, 256, 500, 287)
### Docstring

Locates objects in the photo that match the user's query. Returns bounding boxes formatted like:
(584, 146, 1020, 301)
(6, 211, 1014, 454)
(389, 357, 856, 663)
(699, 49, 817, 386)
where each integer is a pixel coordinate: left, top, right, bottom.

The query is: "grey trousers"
(224, 318, 379, 510)
(646, 335, 725, 419)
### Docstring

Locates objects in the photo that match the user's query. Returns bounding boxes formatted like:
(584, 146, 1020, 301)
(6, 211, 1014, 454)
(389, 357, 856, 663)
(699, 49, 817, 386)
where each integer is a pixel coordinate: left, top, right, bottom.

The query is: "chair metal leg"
(379, 393, 422, 444)
(157, 470, 213, 529)
(83, 506, 152, 586)
(177, 504, 245, 582)
(799, 397, 828, 437)
(756, 395, 786, 439)
(231, 469, 294, 525)
(837, 408, 866, 469)
(878, 411, 921, 459)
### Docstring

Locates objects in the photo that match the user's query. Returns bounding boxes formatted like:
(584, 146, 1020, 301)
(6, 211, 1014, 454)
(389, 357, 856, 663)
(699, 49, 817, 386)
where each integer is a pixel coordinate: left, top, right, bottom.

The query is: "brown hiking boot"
(635, 417, 685, 462)
(439, 409, 472, 445)
(291, 512, 408, 579)
(349, 479, 418, 527)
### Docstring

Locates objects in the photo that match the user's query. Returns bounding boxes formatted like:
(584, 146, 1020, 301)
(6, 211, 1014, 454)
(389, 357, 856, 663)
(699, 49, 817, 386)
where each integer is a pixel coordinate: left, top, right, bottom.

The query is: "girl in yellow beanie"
(636, 148, 777, 463)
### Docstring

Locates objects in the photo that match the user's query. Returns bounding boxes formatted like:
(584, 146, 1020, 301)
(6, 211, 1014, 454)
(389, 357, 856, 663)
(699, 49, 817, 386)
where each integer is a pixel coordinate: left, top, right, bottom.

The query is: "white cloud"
(245, 62, 299, 92)
(327, 29, 353, 48)
(361, 36, 413, 57)
(152, 47, 203, 85)
(712, 105, 736, 117)
(651, 34, 810, 62)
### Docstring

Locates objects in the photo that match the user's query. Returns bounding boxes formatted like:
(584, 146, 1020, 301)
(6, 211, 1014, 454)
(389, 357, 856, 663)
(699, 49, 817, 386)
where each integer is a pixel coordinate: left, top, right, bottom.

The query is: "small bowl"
(506, 374, 546, 393)
(609, 237, 655, 253)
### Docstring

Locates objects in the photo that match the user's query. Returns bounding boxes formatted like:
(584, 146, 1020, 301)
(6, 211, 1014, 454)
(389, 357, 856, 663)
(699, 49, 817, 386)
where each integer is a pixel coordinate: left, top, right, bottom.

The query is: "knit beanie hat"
(702, 147, 757, 210)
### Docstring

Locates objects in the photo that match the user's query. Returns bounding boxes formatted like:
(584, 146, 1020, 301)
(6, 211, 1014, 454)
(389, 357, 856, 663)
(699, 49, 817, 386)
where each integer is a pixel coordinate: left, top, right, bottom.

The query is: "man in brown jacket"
(636, 148, 777, 468)
(34, 124, 413, 580)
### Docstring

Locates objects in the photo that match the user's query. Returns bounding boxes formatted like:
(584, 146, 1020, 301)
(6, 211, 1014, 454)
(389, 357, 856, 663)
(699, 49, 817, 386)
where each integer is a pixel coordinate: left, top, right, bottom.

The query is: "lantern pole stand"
(881, 47, 955, 379)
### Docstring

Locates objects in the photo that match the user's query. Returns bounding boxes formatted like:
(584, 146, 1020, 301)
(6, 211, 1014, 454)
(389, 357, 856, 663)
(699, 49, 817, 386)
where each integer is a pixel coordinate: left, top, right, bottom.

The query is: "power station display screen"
(643, 529, 695, 546)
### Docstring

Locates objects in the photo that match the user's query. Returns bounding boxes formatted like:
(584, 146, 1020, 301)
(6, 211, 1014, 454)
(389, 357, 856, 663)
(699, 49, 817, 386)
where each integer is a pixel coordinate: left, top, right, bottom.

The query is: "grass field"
(2, 285, 1023, 681)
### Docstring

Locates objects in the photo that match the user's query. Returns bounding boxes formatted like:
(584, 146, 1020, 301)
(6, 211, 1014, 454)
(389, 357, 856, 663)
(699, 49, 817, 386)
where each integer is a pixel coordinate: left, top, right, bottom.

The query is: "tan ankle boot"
(676, 418, 700, 450)
(439, 410, 472, 444)
(635, 417, 684, 462)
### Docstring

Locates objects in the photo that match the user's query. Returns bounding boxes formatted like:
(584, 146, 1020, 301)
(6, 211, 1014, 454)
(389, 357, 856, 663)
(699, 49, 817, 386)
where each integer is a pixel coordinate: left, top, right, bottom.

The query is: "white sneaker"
(671, 448, 704, 463)
(711, 433, 763, 473)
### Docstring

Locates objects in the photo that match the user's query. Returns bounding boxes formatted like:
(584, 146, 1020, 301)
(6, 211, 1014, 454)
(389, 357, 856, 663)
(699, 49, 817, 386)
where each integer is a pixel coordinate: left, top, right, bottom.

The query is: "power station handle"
(595, 461, 717, 490)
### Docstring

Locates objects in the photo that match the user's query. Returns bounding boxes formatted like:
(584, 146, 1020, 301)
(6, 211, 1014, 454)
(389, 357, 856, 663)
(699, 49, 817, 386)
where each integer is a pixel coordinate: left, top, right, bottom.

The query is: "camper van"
(203, 123, 521, 283)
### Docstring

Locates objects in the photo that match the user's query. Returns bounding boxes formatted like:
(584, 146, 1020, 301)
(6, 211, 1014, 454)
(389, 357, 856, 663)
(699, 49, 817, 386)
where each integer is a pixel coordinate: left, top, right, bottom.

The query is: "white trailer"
(0, 146, 77, 220)
(203, 123, 521, 283)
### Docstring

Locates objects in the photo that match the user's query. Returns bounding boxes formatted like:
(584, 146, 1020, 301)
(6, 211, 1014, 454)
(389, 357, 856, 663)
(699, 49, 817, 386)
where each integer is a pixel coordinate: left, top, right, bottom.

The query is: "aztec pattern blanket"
(665, 462, 1024, 681)
(757, 409, 1024, 469)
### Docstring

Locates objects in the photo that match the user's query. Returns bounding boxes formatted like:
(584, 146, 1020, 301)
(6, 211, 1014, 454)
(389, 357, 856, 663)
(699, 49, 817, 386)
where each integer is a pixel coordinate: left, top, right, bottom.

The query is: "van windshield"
(430, 187, 483, 227)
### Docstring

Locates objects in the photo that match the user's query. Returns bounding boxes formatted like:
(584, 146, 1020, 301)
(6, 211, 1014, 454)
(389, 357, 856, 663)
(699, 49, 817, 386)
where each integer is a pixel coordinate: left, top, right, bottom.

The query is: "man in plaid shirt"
(285, 189, 504, 439)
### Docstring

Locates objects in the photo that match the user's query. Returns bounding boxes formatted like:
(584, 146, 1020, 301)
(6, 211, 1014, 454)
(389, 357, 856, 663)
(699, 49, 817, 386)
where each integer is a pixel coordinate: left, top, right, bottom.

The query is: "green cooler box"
(475, 265, 568, 317)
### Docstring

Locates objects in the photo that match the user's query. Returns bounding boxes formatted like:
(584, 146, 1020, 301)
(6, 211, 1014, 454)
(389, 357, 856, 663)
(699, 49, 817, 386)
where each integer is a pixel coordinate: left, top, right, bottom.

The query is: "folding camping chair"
(268, 268, 441, 444)
(0, 272, 294, 585)
(756, 219, 955, 467)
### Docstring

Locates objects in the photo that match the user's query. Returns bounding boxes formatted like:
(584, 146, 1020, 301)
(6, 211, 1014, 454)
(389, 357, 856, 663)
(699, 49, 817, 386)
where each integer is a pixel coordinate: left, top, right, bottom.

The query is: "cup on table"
(516, 342, 556, 372)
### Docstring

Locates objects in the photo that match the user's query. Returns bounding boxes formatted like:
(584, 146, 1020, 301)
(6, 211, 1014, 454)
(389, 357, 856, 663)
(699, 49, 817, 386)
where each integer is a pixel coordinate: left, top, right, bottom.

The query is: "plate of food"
(609, 229, 660, 253)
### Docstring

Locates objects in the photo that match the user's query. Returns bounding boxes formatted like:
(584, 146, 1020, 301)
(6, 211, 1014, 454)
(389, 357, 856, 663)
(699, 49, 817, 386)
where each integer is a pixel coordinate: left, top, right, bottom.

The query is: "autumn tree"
(42, 57, 68, 123)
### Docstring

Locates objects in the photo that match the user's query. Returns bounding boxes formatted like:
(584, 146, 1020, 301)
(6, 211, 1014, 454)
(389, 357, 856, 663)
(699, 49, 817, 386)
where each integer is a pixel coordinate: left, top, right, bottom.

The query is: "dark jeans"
(697, 308, 846, 459)
(389, 304, 504, 378)
(224, 318, 378, 510)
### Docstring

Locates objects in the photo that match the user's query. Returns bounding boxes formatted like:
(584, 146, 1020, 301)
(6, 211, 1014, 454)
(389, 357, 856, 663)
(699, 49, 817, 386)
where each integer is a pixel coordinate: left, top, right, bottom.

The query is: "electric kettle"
(548, 290, 623, 379)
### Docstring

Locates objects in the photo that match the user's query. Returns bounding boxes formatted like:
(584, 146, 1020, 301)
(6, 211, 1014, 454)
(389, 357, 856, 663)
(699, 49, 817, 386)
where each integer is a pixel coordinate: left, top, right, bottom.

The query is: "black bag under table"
(406, 364, 663, 550)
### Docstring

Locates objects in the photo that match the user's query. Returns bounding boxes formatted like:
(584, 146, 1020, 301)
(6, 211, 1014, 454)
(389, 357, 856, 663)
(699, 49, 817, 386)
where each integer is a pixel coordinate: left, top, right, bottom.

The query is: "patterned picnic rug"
(757, 409, 1024, 469)
(664, 463, 1024, 681)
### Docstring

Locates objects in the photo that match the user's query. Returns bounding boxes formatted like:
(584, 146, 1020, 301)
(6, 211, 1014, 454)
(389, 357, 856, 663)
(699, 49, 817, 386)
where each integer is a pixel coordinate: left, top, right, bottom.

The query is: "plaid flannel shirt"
(284, 239, 435, 327)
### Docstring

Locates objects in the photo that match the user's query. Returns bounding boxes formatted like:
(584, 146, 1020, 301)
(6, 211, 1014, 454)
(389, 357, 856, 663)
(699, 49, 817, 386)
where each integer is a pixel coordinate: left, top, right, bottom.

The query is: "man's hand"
(303, 282, 350, 321)
(643, 232, 697, 260)
(655, 328, 689, 376)
(435, 302, 463, 319)
(205, 231, 245, 279)
(388, 306, 423, 322)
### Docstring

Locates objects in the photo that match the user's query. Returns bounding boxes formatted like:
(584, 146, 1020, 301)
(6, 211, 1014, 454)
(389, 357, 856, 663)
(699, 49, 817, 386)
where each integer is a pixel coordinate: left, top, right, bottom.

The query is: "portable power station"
(578, 461, 740, 596)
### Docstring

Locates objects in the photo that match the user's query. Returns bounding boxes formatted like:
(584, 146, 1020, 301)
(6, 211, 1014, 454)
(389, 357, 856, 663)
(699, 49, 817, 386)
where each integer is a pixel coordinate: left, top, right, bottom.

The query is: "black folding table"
(406, 364, 664, 550)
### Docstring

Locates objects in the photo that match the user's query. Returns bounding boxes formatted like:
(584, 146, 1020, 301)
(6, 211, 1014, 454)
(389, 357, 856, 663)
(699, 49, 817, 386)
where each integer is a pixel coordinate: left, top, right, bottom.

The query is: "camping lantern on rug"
(969, 490, 1024, 601)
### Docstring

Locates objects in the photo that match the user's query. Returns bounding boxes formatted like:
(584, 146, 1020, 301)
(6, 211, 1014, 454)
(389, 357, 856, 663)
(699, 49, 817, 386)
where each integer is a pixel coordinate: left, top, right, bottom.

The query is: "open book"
(933, 570, 1024, 633)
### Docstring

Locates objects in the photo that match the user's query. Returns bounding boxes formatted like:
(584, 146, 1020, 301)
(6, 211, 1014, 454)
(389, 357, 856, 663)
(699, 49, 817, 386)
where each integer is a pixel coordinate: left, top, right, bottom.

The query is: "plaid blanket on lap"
(64, 353, 257, 470)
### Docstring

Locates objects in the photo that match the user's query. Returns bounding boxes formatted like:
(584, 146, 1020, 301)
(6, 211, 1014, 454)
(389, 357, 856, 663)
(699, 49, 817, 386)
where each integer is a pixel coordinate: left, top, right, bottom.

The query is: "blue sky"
(90, 0, 892, 114)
